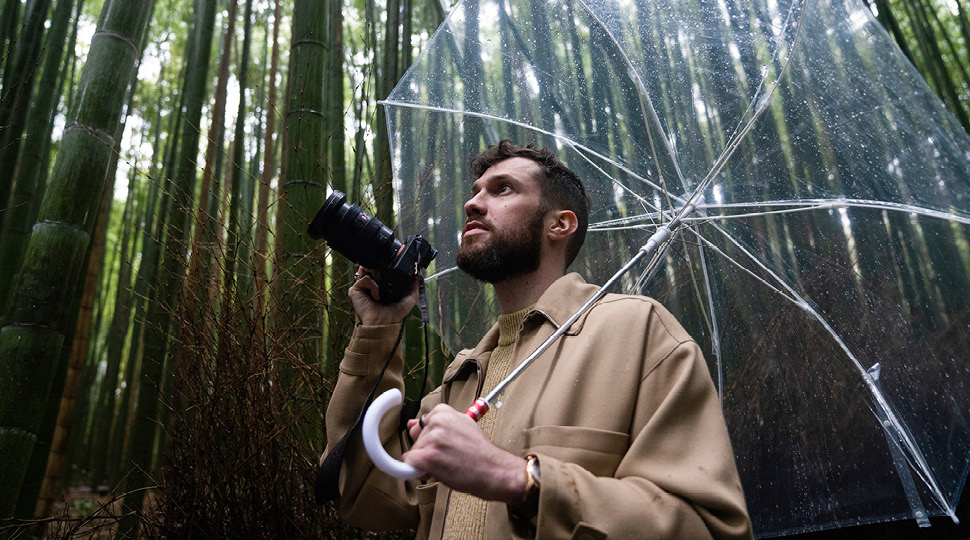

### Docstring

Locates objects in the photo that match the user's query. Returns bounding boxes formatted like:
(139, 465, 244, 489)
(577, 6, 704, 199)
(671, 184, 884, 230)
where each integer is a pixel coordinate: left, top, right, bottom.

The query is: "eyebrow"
(473, 173, 518, 189)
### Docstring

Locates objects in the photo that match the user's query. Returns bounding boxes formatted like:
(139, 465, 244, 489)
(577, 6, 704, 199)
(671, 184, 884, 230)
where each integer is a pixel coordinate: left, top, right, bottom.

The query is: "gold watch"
(523, 454, 541, 505)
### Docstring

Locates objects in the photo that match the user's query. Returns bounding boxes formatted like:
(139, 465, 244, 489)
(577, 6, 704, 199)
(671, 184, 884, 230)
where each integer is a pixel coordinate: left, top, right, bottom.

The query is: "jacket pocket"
(522, 425, 628, 477)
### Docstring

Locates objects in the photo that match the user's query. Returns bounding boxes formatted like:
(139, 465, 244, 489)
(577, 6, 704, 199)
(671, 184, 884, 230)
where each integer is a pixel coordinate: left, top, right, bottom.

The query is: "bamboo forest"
(1, 0, 969, 538)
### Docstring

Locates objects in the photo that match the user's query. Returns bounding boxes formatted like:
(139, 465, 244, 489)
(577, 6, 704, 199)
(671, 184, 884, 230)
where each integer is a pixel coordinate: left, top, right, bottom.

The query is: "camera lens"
(308, 191, 403, 272)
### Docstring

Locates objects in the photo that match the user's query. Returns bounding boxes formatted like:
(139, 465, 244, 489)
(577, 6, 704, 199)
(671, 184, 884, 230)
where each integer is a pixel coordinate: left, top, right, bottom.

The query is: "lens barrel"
(308, 191, 437, 303)
(308, 191, 403, 272)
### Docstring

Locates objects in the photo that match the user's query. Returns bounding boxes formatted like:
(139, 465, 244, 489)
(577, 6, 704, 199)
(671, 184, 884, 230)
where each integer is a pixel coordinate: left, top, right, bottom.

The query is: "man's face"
(456, 157, 547, 283)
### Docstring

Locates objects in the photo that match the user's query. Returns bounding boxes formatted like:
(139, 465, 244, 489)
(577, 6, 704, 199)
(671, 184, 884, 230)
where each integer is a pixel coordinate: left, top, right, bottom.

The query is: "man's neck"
(493, 267, 565, 314)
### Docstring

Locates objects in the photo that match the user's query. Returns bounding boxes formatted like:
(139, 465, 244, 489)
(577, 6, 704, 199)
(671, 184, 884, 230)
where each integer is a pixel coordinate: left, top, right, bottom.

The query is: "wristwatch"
(522, 454, 541, 509)
(509, 454, 542, 532)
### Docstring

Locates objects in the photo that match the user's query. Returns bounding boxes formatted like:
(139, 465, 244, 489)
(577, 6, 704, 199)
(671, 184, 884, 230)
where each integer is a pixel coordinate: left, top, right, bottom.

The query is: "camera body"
(308, 191, 437, 303)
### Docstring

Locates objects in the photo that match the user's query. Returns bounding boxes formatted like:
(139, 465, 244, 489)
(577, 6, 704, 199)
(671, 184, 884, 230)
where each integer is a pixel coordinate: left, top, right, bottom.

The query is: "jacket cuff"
(531, 454, 607, 540)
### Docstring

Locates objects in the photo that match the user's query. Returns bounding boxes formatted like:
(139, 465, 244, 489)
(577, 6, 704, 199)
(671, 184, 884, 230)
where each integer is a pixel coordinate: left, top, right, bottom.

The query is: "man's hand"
(350, 267, 418, 325)
(404, 404, 527, 504)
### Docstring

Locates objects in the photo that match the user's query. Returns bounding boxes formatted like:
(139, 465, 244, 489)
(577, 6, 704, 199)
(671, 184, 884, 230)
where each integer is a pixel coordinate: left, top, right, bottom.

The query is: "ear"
(547, 209, 578, 242)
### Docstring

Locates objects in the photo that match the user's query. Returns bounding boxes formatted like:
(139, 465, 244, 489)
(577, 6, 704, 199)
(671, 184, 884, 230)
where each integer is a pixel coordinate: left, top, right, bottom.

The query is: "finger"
(361, 276, 381, 300)
(350, 274, 381, 299)
(407, 413, 429, 441)
(408, 422, 422, 442)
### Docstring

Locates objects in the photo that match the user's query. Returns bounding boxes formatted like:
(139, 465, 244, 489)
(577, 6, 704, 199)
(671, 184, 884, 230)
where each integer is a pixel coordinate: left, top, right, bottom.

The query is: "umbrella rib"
(568, 142, 667, 226)
(687, 198, 970, 225)
(609, 198, 970, 227)
(692, 240, 723, 400)
(381, 100, 673, 196)
(424, 265, 460, 282)
(683, 228, 800, 305)
(648, 226, 724, 400)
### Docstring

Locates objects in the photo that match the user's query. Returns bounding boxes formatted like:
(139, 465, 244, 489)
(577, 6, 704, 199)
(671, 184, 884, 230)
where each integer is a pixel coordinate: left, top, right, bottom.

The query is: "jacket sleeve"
(531, 340, 753, 540)
(321, 323, 443, 532)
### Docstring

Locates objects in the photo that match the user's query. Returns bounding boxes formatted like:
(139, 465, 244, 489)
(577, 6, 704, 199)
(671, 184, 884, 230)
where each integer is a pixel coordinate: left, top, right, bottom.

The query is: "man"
(322, 140, 753, 539)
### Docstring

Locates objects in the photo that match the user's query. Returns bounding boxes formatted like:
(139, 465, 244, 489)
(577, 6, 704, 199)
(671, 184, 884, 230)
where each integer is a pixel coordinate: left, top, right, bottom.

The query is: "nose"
(464, 190, 485, 218)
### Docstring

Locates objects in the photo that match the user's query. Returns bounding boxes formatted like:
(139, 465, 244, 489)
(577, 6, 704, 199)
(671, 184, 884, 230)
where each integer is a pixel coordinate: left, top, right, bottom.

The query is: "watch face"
(528, 458, 541, 485)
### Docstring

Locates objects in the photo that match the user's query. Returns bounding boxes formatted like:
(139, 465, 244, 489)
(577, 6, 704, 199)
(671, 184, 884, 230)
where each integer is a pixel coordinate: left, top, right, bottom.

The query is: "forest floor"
(19, 487, 158, 540)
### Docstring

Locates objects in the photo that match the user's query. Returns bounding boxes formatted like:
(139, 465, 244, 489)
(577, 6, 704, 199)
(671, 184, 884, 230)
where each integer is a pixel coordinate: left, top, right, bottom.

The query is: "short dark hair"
(470, 139, 590, 268)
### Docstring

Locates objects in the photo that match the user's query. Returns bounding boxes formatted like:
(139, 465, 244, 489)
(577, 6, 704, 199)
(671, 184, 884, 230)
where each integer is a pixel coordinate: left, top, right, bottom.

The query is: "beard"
(456, 211, 544, 283)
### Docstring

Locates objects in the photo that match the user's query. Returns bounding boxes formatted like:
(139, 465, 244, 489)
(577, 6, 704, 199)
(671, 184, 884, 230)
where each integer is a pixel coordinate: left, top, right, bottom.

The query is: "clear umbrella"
(381, 0, 970, 535)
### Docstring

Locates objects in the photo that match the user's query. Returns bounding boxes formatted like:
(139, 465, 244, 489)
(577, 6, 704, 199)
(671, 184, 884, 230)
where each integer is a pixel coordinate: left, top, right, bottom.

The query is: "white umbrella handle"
(362, 388, 422, 479)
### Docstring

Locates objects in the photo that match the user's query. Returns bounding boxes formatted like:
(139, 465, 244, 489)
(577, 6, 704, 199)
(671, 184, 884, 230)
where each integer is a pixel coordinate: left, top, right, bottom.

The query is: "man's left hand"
(404, 404, 527, 504)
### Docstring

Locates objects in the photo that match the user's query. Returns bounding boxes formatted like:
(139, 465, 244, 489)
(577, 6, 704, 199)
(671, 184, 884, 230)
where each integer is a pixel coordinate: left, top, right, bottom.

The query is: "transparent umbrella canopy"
(383, 0, 970, 536)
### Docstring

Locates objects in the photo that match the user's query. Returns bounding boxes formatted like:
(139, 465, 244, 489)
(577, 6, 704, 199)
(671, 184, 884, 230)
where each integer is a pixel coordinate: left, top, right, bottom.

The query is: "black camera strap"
(401, 275, 431, 430)
(314, 275, 431, 504)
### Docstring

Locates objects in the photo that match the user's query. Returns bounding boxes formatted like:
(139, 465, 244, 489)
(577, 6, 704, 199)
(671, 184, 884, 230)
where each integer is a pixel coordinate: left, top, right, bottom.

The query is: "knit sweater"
(441, 305, 532, 539)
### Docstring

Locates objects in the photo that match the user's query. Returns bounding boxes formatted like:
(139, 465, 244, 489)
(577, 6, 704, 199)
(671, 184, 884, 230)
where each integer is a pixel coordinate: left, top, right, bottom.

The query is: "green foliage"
(868, 0, 970, 129)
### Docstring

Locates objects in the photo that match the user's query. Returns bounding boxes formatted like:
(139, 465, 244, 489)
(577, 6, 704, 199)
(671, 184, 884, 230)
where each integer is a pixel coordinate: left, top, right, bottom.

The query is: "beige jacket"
(322, 273, 753, 539)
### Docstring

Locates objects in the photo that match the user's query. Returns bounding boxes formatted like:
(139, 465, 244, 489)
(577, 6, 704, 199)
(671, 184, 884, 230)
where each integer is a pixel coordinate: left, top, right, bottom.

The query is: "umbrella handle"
(362, 389, 421, 479)
(363, 390, 491, 479)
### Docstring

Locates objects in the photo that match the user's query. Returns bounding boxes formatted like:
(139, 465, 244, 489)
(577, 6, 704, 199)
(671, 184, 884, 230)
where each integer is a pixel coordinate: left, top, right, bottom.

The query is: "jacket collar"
(529, 272, 602, 335)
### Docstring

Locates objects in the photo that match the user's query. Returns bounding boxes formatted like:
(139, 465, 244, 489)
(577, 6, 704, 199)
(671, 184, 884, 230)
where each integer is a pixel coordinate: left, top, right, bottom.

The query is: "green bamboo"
(901, 0, 970, 132)
(87, 171, 139, 490)
(870, 0, 917, 67)
(114, 0, 216, 534)
(28, 169, 115, 525)
(225, 0, 255, 306)
(253, 0, 282, 323)
(0, 0, 154, 519)
(325, 0, 354, 387)
(920, 0, 970, 119)
(0, 0, 52, 215)
(108, 58, 185, 488)
(958, 3, 970, 74)
(373, 0, 399, 224)
(565, 0, 593, 135)
(0, 0, 22, 65)
(351, 8, 371, 204)
(11, 221, 87, 534)
(33, 18, 149, 513)
(0, 0, 75, 320)
(273, 0, 328, 378)
(11, 177, 105, 524)
(181, 3, 237, 374)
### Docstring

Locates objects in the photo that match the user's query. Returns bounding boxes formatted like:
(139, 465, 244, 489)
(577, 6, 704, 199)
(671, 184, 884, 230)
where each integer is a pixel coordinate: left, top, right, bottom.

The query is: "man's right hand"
(349, 266, 419, 325)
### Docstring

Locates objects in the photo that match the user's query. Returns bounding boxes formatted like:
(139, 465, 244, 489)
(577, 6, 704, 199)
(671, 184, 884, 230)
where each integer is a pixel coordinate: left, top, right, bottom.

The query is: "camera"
(308, 191, 437, 303)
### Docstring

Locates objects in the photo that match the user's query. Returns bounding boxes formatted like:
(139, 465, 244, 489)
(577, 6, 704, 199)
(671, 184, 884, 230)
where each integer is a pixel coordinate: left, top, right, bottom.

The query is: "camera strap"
(399, 275, 431, 430)
(314, 275, 431, 504)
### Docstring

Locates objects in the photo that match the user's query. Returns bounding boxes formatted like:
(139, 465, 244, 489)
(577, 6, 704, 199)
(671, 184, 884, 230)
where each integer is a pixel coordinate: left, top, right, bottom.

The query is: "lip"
(462, 221, 488, 237)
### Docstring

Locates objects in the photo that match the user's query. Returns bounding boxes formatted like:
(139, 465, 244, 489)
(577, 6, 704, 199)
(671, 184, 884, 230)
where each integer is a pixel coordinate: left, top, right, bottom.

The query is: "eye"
(497, 184, 513, 194)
